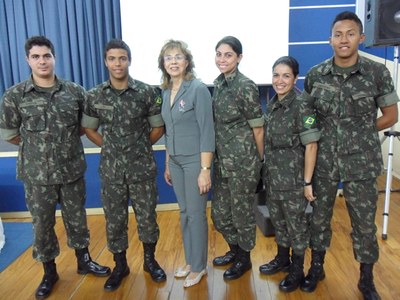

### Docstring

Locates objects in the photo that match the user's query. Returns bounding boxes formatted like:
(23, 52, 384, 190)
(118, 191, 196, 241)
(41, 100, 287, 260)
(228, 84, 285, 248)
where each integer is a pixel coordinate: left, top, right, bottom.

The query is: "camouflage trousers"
(101, 178, 160, 253)
(267, 196, 309, 255)
(211, 176, 258, 251)
(24, 177, 90, 262)
(311, 177, 379, 263)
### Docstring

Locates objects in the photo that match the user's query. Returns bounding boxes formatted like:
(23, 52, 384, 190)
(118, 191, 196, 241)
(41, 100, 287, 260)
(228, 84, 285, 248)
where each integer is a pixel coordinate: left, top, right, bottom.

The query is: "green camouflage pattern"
(211, 163, 257, 251)
(264, 89, 319, 200)
(101, 179, 159, 253)
(264, 90, 320, 255)
(304, 55, 399, 263)
(25, 175, 90, 261)
(211, 70, 264, 251)
(83, 76, 162, 184)
(212, 70, 264, 179)
(311, 177, 379, 263)
(303, 56, 399, 182)
(266, 196, 309, 255)
(0, 77, 86, 184)
(83, 76, 162, 252)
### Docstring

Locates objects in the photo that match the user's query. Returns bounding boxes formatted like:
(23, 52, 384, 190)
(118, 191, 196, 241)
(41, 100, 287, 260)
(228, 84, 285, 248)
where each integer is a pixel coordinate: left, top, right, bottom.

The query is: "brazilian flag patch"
(303, 114, 316, 128)
(155, 96, 163, 105)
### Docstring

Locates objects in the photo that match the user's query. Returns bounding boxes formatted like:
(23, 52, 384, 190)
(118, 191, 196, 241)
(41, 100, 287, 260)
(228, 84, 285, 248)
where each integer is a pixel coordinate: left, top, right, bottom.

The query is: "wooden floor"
(1, 175, 400, 300)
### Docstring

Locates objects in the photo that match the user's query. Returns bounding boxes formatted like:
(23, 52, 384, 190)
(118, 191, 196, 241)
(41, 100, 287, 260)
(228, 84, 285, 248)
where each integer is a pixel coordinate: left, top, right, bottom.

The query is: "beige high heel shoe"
(174, 266, 191, 278)
(183, 267, 207, 287)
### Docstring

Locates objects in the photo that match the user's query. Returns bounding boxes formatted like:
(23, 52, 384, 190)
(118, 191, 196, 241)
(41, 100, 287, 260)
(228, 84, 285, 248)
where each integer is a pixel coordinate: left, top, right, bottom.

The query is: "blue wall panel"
(290, 0, 355, 6)
(0, 157, 25, 212)
(289, 6, 355, 43)
(290, 43, 333, 77)
(0, 150, 177, 213)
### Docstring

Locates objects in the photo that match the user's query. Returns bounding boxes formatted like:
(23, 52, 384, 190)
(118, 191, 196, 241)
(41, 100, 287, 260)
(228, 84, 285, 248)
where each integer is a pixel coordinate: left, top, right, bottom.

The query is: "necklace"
(171, 80, 182, 92)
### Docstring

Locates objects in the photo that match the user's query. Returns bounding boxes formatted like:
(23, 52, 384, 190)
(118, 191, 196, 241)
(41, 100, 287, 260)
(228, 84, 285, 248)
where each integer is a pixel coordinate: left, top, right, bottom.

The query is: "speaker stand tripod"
(380, 45, 400, 240)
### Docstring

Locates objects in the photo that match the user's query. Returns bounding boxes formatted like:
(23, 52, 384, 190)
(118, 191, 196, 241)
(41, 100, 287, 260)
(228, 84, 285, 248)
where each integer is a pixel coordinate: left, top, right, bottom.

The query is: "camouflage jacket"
(264, 89, 320, 199)
(213, 70, 264, 178)
(0, 76, 86, 184)
(82, 76, 164, 184)
(304, 55, 399, 181)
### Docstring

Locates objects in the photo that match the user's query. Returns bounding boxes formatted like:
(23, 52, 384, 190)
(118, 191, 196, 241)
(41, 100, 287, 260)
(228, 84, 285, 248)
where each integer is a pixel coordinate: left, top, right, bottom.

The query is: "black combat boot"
(358, 263, 381, 300)
(104, 251, 130, 292)
(279, 253, 305, 293)
(75, 247, 111, 277)
(301, 250, 326, 292)
(223, 246, 252, 280)
(259, 245, 291, 275)
(35, 259, 59, 300)
(213, 243, 238, 266)
(143, 242, 167, 282)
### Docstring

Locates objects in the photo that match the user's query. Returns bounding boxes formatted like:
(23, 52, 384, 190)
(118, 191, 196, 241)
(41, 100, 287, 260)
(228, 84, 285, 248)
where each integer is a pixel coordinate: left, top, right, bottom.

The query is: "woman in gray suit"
(158, 40, 215, 288)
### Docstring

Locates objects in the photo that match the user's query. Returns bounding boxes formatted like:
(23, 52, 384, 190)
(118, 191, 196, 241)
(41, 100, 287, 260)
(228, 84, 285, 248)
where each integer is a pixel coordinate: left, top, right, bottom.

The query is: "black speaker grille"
(364, 0, 400, 47)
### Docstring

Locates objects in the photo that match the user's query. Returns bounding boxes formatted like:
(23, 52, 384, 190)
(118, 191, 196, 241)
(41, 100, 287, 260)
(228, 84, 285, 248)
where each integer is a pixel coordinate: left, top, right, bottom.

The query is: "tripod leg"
(382, 135, 394, 240)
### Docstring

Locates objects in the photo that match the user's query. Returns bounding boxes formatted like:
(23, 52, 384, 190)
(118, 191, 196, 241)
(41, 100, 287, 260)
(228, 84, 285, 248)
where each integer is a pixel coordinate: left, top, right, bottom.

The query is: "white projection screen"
(120, 0, 289, 85)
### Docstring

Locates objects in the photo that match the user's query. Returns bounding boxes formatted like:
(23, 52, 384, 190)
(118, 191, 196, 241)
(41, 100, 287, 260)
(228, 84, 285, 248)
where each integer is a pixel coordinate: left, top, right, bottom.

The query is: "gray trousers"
(24, 177, 90, 262)
(169, 154, 208, 272)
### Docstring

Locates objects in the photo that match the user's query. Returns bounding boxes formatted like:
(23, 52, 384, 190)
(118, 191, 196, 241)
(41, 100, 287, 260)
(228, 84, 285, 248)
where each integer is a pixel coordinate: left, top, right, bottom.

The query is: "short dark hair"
(331, 11, 363, 34)
(104, 39, 131, 61)
(272, 56, 299, 77)
(215, 36, 243, 56)
(25, 36, 55, 57)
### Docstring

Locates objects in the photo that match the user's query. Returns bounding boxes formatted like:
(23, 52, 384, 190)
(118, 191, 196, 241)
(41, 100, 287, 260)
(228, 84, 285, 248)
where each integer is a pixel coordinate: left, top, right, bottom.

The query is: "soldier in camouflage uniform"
(82, 39, 166, 291)
(211, 36, 265, 280)
(300, 12, 399, 299)
(259, 56, 320, 293)
(0, 36, 110, 300)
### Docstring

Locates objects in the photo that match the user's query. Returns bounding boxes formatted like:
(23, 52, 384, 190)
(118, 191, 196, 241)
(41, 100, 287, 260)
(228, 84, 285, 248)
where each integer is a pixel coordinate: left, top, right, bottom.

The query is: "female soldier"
(259, 56, 319, 292)
(211, 36, 264, 280)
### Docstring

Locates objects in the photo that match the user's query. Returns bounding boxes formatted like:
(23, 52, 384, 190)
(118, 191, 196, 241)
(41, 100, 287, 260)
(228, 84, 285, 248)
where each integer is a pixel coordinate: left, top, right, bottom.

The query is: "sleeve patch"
(303, 115, 316, 128)
(155, 96, 163, 105)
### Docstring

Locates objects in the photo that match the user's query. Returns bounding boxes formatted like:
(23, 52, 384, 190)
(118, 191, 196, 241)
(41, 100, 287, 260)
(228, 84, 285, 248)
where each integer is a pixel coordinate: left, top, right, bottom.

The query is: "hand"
(7, 135, 21, 145)
(198, 170, 211, 195)
(164, 165, 173, 186)
(304, 185, 316, 202)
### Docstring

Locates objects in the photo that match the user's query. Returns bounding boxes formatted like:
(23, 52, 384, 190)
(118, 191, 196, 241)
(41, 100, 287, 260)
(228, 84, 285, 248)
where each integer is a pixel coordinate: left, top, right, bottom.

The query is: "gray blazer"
(161, 79, 215, 156)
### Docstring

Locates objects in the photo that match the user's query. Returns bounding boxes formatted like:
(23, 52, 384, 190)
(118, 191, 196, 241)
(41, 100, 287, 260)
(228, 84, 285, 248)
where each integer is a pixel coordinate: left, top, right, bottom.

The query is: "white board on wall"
(120, 0, 289, 85)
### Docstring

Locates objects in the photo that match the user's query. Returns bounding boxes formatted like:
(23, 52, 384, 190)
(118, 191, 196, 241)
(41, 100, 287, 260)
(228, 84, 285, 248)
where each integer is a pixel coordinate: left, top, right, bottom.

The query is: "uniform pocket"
(20, 100, 46, 131)
(58, 101, 80, 126)
(271, 133, 294, 149)
(348, 92, 377, 116)
(311, 85, 335, 116)
(94, 104, 114, 123)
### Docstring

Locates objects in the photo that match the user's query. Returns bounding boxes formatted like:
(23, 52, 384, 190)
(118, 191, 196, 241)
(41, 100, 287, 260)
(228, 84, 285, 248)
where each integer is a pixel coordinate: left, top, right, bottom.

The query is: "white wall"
(120, 0, 289, 85)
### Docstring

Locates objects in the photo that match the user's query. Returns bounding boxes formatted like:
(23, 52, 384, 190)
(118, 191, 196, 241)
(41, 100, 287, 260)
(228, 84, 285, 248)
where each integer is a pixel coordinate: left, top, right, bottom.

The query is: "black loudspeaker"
(364, 0, 400, 47)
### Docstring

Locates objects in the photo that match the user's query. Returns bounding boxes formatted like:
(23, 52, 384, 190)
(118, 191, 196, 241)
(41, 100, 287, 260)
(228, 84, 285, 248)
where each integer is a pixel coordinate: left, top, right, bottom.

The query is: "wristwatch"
(303, 181, 312, 186)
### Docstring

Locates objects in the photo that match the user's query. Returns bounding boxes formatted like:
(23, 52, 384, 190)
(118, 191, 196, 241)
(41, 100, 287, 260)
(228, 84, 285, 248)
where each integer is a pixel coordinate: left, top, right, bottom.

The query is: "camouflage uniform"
(264, 90, 320, 255)
(303, 56, 400, 263)
(82, 76, 164, 253)
(211, 70, 264, 251)
(0, 76, 89, 262)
